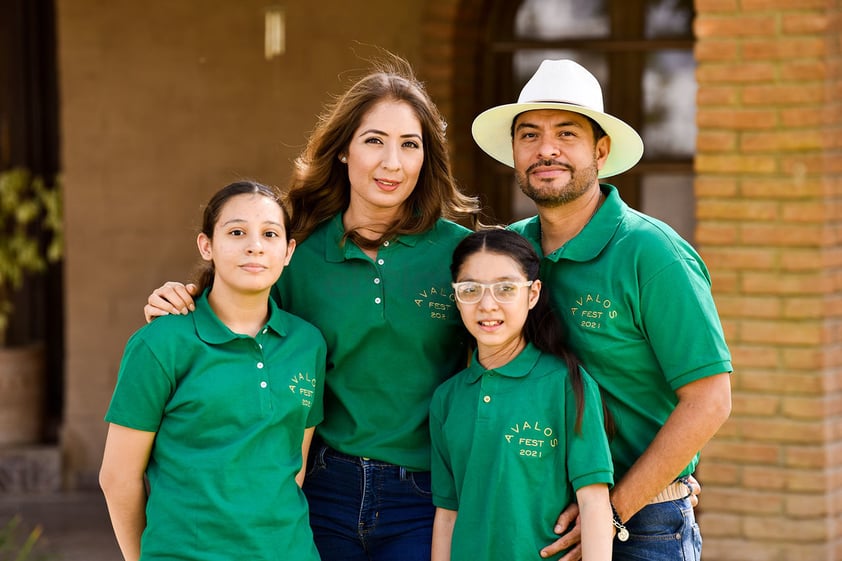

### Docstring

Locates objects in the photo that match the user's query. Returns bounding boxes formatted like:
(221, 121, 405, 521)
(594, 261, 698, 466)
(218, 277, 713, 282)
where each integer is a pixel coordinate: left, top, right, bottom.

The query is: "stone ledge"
(0, 445, 61, 494)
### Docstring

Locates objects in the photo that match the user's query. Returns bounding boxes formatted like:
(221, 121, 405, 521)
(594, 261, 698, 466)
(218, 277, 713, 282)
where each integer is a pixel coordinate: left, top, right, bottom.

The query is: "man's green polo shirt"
(509, 184, 732, 480)
(106, 290, 326, 561)
(430, 343, 613, 561)
(274, 214, 472, 471)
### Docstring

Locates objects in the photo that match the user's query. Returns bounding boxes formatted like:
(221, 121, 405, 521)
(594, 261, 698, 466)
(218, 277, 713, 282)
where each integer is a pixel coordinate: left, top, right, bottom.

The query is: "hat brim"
(471, 102, 644, 179)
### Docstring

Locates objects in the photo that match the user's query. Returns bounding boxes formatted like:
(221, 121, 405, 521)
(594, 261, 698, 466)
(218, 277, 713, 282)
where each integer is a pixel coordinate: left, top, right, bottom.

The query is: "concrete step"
(0, 445, 62, 494)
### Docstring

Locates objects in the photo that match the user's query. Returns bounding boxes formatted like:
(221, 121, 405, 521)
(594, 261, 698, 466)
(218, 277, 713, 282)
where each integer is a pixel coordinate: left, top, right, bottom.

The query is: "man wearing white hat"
(472, 59, 732, 561)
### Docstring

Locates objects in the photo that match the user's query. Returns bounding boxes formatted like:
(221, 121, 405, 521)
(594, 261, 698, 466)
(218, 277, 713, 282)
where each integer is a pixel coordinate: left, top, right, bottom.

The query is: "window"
(477, 0, 696, 240)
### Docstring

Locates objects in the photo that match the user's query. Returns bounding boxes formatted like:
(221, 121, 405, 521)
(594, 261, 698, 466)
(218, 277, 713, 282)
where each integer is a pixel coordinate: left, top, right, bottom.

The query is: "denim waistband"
(319, 443, 426, 472)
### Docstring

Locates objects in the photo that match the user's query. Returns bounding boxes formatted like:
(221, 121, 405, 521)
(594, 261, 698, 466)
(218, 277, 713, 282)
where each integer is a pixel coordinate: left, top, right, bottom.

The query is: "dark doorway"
(0, 0, 63, 442)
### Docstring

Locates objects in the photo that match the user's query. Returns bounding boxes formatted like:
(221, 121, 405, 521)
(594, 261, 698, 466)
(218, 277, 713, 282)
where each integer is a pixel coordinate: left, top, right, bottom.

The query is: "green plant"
(0, 168, 63, 345)
(0, 516, 47, 561)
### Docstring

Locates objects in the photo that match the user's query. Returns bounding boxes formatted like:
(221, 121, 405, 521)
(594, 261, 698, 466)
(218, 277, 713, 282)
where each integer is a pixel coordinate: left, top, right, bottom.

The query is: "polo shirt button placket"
(374, 258, 385, 306)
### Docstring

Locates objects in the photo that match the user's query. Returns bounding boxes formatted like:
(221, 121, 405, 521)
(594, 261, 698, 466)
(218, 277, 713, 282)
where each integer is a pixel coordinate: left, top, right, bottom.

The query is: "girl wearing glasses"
(430, 228, 614, 561)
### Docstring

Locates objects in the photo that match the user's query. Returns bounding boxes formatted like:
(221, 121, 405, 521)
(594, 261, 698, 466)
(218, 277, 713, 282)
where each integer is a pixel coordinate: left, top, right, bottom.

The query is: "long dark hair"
(192, 180, 289, 293)
(284, 51, 479, 247)
(450, 228, 597, 434)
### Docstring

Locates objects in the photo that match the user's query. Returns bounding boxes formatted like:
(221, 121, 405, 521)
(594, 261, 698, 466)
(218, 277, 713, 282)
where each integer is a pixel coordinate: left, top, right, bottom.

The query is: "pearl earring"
(340, 155, 347, 163)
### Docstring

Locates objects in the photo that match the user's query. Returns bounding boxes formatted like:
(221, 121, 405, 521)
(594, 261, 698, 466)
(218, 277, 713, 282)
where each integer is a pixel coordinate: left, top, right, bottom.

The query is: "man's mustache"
(526, 159, 573, 174)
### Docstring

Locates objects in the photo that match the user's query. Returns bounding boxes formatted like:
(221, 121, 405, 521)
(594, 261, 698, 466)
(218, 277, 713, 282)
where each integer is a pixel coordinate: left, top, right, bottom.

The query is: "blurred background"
(1, 1, 840, 559)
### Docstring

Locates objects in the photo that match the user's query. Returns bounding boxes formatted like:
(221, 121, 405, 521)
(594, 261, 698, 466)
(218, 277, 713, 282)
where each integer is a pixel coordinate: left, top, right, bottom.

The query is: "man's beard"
(516, 157, 599, 208)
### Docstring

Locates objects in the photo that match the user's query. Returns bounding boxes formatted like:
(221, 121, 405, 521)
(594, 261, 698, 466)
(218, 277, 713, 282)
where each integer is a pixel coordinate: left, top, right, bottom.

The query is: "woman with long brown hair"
(144, 54, 480, 561)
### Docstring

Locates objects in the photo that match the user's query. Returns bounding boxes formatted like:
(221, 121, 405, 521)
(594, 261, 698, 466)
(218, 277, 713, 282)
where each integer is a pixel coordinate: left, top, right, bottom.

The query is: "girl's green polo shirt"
(429, 343, 613, 561)
(274, 214, 472, 471)
(105, 290, 326, 561)
(509, 184, 732, 480)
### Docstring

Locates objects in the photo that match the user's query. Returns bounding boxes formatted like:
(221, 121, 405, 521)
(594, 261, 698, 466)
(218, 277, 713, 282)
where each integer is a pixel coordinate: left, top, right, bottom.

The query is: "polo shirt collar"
(465, 342, 542, 383)
(323, 212, 420, 263)
(534, 184, 625, 263)
(193, 288, 288, 344)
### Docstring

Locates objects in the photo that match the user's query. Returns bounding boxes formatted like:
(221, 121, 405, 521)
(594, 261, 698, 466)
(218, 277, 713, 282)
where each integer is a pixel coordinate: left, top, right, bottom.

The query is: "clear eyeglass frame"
(451, 281, 534, 304)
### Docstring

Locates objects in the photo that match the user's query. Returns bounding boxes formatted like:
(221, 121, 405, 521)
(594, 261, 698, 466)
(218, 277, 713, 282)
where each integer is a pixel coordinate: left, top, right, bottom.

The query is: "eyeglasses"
(451, 281, 533, 304)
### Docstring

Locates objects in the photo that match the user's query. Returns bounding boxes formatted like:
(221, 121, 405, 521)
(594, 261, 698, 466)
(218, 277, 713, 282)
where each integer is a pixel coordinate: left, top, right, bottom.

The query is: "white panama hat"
(471, 59, 644, 179)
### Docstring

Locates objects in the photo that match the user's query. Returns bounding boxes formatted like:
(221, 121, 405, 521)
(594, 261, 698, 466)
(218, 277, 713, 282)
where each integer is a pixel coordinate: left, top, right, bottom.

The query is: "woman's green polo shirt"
(430, 343, 613, 561)
(105, 290, 326, 561)
(509, 184, 732, 480)
(274, 214, 472, 471)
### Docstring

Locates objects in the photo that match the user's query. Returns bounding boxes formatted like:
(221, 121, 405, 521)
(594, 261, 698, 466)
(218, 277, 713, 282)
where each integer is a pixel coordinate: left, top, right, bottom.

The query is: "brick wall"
(695, 0, 842, 559)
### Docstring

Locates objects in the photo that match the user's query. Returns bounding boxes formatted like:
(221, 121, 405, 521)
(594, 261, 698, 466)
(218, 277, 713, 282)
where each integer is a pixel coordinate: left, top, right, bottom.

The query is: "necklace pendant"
(617, 527, 629, 542)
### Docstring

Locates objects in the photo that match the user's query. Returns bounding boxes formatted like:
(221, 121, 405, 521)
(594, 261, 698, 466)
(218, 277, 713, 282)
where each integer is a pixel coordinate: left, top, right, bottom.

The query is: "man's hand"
(540, 503, 581, 560)
(143, 282, 199, 323)
(686, 474, 701, 507)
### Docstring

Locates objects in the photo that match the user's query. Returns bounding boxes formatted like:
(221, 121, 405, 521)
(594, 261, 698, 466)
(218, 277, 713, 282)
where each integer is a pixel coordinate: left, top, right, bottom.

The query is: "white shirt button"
(377, 259, 385, 265)
(262, 328, 268, 334)
(260, 381, 268, 388)
(483, 396, 491, 403)
(383, 241, 390, 247)
(375, 297, 382, 304)
(257, 362, 264, 369)
(374, 278, 381, 284)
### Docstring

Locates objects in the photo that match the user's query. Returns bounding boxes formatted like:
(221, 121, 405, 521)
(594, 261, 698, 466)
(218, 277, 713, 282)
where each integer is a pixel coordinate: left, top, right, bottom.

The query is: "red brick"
(703, 440, 782, 464)
(781, 201, 830, 222)
(695, 15, 778, 38)
(730, 343, 782, 367)
(782, 394, 842, 420)
(742, 272, 830, 295)
(739, 418, 825, 443)
(697, 199, 779, 220)
(696, 223, 740, 245)
(781, 61, 829, 81)
(697, 85, 740, 106)
(702, 249, 778, 271)
(780, 106, 831, 127)
(741, 177, 824, 199)
(703, 488, 784, 514)
(741, 223, 824, 246)
(695, 176, 739, 197)
(782, 296, 824, 319)
(695, 39, 740, 62)
(779, 248, 824, 271)
(784, 445, 833, 468)
(697, 514, 743, 538)
(695, 154, 778, 174)
(742, 84, 827, 106)
(697, 109, 778, 129)
(697, 62, 778, 83)
(780, 347, 824, 370)
(783, 12, 831, 34)
(694, 0, 739, 11)
(732, 392, 780, 416)
(741, 131, 824, 153)
(742, 0, 829, 10)
(697, 130, 738, 152)
(699, 460, 741, 485)
(743, 38, 828, 60)
(745, 514, 830, 541)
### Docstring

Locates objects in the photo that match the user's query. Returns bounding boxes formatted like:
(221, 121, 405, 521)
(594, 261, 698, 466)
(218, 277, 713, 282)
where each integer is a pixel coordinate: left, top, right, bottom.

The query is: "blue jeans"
(613, 497, 701, 561)
(302, 443, 435, 561)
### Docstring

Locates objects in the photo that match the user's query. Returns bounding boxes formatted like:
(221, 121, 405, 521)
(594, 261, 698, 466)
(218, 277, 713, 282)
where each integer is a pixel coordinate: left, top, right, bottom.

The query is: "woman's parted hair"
(284, 52, 479, 247)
